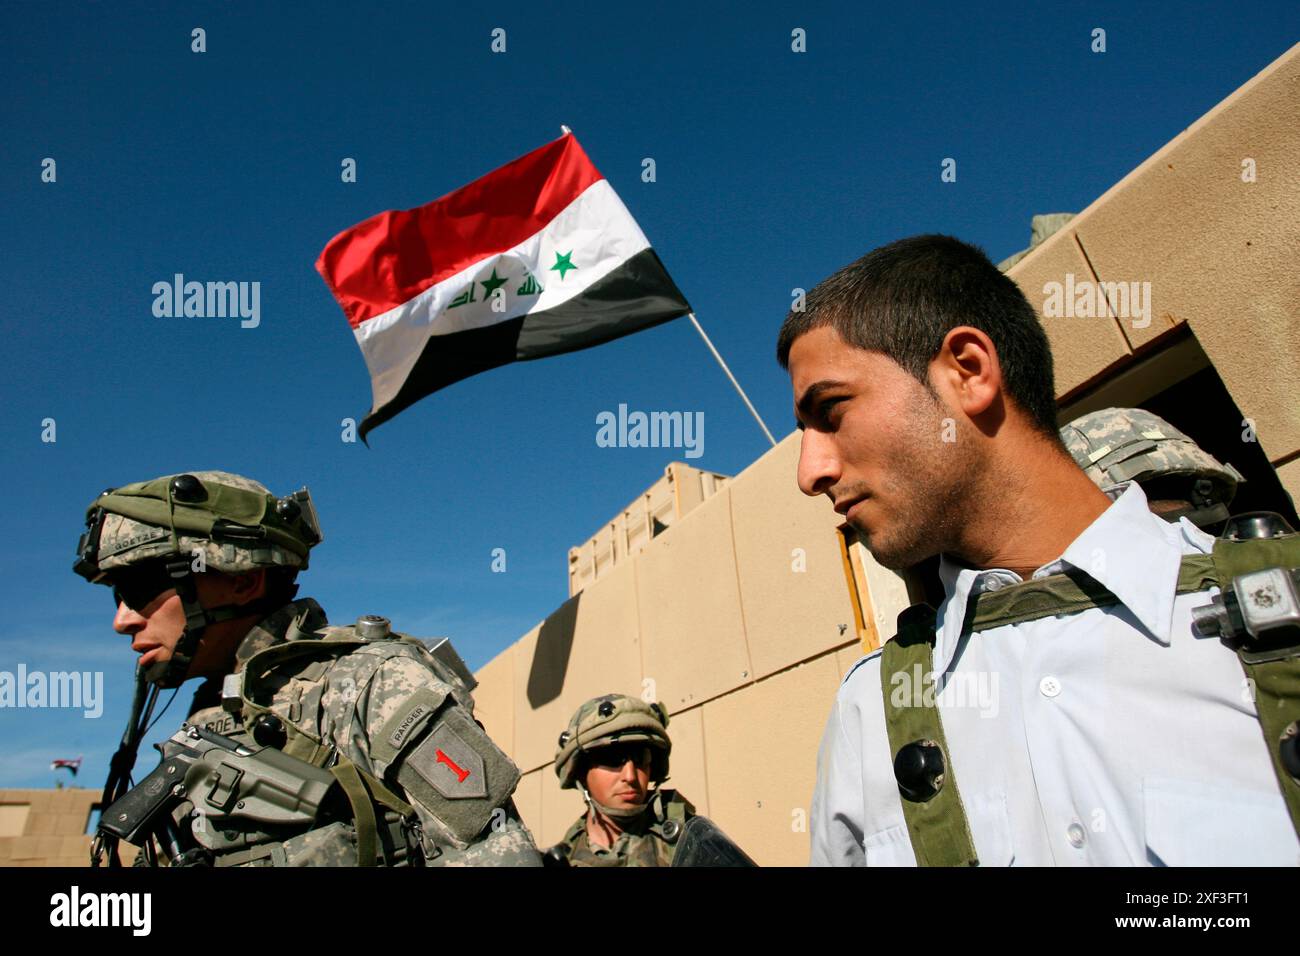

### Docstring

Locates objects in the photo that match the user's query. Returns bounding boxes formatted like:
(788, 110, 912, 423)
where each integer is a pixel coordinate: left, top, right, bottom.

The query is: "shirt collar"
(932, 483, 1205, 673)
(933, 559, 980, 676)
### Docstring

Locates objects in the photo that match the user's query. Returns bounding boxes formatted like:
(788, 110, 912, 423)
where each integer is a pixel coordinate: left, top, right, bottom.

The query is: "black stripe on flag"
(360, 248, 691, 439)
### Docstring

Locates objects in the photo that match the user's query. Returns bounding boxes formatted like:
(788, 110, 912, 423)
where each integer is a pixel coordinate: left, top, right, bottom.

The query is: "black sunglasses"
(587, 743, 652, 771)
(110, 561, 180, 612)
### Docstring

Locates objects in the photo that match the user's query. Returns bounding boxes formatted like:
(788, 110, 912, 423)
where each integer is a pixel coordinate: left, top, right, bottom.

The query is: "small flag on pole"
(317, 133, 692, 439)
(51, 757, 81, 777)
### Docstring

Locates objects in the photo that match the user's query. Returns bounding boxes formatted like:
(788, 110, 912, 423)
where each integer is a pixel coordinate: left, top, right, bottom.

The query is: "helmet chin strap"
(581, 781, 660, 823)
(145, 557, 284, 688)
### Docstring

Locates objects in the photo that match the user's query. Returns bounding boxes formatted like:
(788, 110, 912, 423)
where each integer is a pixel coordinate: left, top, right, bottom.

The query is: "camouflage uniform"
(76, 471, 541, 867)
(549, 693, 695, 867)
(1060, 407, 1243, 529)
(551, 789, 694, 867)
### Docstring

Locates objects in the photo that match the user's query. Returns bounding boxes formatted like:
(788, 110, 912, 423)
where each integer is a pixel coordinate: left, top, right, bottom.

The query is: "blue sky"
(2, 2, 1296, 790)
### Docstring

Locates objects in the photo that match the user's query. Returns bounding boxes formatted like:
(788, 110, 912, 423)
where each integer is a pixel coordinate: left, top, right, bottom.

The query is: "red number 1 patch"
(436, 748, 471, 783)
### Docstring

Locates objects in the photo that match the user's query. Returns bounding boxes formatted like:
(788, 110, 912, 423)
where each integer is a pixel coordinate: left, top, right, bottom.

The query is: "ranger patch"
(394, 706, 520, 845)
(389, 703, 431, 749)
(372, 686, 447, 764)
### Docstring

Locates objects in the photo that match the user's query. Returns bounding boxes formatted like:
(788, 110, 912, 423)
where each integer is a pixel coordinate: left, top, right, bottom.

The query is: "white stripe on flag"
(355, 179, 651, 411)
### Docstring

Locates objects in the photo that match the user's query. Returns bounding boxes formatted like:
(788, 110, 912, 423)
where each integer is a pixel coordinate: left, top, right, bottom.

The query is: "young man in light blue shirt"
(778, 234, 1298, 866)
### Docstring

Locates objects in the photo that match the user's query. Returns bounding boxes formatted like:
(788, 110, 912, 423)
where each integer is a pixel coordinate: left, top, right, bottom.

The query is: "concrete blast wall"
(474, 42, 1300, 867)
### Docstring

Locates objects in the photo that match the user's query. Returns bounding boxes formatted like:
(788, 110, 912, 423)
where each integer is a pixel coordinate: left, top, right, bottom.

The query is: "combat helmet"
(74, 471, 323, 686)
(1060, 408, 1243, 528)
(555, 694, 672, 791)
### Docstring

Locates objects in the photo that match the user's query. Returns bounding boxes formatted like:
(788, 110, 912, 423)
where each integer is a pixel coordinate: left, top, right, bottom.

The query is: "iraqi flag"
(316, 133, 692, 439)
(51, 757, 81, 776)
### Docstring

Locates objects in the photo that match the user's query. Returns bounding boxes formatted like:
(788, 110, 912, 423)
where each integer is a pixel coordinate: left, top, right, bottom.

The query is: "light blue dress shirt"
(810, 482, 1299, 866)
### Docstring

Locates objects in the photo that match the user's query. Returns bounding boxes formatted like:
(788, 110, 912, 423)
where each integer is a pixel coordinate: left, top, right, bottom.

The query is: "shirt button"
(1039, 676, 1062, 698)
(1067, 822, 1087, 848)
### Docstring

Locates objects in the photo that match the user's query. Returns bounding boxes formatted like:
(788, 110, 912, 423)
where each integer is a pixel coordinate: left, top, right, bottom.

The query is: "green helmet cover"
(554, 693, 672, 790)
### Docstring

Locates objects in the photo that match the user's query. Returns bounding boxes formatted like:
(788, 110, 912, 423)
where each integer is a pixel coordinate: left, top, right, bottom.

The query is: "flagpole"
(687, 312, 777, 447)
(559, 124, 774, 448)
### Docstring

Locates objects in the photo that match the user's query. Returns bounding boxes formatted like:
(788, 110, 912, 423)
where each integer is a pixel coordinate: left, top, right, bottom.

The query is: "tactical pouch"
(1206, 536, 1300, 838)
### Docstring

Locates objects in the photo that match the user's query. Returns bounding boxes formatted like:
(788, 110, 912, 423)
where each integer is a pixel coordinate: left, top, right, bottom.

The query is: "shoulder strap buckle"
(879, 602, 979, 867)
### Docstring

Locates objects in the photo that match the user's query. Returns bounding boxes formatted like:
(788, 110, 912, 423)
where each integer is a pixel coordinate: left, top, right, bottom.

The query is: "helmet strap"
(581, 781, 659, 824)
(146, 557, 283, 687)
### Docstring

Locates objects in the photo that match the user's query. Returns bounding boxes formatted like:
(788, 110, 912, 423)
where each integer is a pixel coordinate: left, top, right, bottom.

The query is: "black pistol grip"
(97, 754, 191, 845)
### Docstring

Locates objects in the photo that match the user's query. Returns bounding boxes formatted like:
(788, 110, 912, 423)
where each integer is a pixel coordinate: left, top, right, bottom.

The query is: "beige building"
(0, 788, 99, 867)
(472, 41, 1300, 866)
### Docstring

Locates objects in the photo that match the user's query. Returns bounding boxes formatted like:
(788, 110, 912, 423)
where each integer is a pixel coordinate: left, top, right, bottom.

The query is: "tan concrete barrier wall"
(476, 43, 1300, 867)
(1008, 41, 1300, 471)
(0, 788, 98, 867)
(475, 434, 883, 866)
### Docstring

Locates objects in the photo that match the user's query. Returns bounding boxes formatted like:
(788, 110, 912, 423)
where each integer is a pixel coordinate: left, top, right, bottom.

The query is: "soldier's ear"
(231, 569, 267, 601)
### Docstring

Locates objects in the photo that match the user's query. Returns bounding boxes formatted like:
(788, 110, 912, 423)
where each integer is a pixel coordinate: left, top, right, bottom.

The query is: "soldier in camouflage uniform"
(547, 694, 697, 867)
(1060, 407, 1244, 531)
(74, 470, 541, 866)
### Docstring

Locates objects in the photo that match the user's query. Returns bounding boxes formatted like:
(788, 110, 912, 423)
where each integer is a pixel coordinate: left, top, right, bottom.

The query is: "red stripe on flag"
(317, 134, 604, 328)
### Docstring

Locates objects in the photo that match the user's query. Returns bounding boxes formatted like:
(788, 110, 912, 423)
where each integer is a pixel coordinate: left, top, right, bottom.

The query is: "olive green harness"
(880, 537, 1300, 866)
(222, 621, 432, 866)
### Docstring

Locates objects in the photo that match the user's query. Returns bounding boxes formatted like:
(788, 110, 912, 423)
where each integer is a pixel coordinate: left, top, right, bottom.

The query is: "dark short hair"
(777, 234, 1061, 440)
